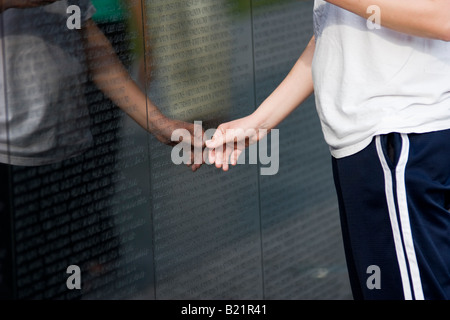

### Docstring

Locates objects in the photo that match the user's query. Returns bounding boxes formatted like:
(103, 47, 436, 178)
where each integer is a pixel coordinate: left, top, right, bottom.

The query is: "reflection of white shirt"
(0, 1, 96, 166)
(312, 0, 450, 158)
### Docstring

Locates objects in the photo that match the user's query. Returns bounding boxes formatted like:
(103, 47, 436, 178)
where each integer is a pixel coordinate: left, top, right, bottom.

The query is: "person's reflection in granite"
(0, 0, 204, 299)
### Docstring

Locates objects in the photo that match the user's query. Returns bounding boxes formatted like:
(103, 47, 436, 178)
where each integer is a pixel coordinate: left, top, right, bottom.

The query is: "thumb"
(205, 126, 227, 148)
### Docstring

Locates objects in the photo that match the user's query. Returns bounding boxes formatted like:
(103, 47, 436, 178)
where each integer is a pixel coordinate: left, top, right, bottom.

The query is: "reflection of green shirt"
(91, 0, 126, 23)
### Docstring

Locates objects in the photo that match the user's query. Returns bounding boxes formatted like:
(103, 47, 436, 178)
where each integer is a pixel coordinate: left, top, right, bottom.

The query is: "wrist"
(250, 108, 273, 132)
(149, 111, 169, 134)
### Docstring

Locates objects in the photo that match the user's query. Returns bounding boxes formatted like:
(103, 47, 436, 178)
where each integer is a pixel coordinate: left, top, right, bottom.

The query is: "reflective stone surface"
(0, 0, 351, 300)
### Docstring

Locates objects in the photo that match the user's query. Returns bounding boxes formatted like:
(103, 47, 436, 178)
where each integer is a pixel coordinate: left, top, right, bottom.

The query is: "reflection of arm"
(80, 19, 166, 139)
(80, 18, 204, 158)
(252, 35, 315, 131)
(325, 0, 450, 41)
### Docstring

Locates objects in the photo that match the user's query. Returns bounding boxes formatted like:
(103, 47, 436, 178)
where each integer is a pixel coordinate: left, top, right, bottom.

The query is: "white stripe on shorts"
(375, 134, 424, 300)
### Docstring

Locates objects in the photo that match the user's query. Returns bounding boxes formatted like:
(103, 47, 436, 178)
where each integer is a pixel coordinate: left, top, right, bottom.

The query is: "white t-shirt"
(0, 1, 96, 166)
(312, 0, 450, 158)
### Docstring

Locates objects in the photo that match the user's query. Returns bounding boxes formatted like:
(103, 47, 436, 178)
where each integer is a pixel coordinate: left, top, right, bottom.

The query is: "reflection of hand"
(205, 115, 268, 172)
(2, 0, 61, 11)
(154, 117, 205, 172)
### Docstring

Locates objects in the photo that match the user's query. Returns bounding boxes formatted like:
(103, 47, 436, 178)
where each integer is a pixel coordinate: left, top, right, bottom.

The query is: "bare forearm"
(93, 66, 163, 130)
(81, 19, 164, 132)
(252, 36, 315, 130)
(326, 0, 450, 41)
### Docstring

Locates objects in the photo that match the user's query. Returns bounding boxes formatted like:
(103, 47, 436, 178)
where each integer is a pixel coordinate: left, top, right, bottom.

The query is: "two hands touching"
(200, 36, 317, 172)
(161, 114, 265, 173)
(1, 1, 316, 174)
(0, 0, 261, 173)
(204, 115, 267, 172)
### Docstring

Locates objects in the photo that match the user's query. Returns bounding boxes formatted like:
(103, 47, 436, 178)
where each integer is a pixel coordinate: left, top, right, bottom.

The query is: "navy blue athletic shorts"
(333, 129, 450, 300)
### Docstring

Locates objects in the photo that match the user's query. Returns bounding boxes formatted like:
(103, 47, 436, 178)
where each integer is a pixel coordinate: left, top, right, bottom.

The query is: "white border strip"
(375, 136, 412, 300)
(396, 134, 424, 300)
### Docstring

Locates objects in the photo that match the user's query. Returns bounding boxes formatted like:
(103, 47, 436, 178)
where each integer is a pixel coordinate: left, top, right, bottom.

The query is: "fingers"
(206, 125, 244, 172)
(208, 147, 216, 164)
(222, 141, 237, 171)
(206, 125, 228, 170)
(230, 149, 243, 166)
(205, 125, 227, 149)
(213, 143, 224, 169)
(170, 121, 248, 173)
(192, 122, 205, 149)
(207, 141, 241, 171)
(189, 163, 202, 172)
(165, 120, 207, 172)
(187, 143, 204, 172)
